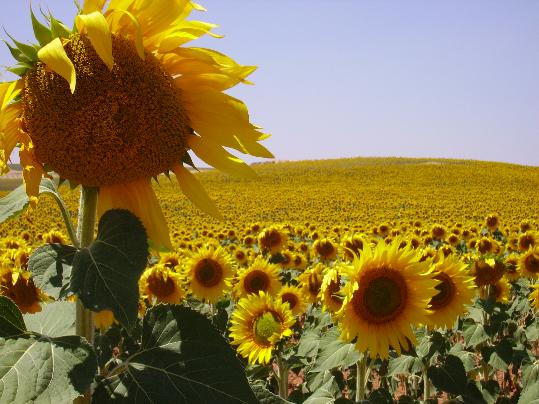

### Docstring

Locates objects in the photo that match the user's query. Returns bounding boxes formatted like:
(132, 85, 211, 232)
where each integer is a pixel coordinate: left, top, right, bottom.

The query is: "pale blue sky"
(2, 1, 538, 166)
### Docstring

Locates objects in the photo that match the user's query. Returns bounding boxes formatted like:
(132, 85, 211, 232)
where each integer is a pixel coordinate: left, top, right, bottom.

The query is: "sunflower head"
(518, 247, 539, 279)
(336, 240, 438, 359)
(529, 285, 539, 312)
(426, 255, 476, 329)
(277, 284, 307, 316)
(0, 267, 43, 314)
(140, 264, 184, 304)
(341, 234, 365, 261)
(258, 227, 287, 254)
(320, 266, 346, 313)
(479, 278, 511, 303)
(313, 238, 337, 261)
(185, 245, 235, 303)
(485, 214, 500, 232)
(518, 232, 536, 252)
(229, 291, 294, 364)
(472, 258, 505, 286)
(298, 263, 325, 304)
(233, 256, 281, 299)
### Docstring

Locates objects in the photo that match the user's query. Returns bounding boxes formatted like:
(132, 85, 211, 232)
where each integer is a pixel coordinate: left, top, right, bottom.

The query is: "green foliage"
(93, 305, 257, 403)
(0, 296, 26, 337)
(70, 209, 149, 330)
(0, 297, 96, 403)
(24, 301, 75, 337)
(251, 381, 293, 404)
(28, 243, 76, 299)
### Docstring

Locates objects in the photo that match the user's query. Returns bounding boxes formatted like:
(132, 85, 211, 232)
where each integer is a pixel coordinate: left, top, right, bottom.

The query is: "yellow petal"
(188, 135, 256, 178)
(82, 0, 107, 14)
(0, 81, 22, 110)
(19, 137, 44, 202)
(76, 12, 114, 70)
(97, 178, 172, 250)
(172, 163, 222, 220)
(106, 9, 145, 59)
(37, 38, 76, 93)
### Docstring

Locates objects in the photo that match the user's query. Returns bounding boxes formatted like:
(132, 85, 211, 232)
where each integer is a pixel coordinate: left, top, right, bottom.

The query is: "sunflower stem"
(277, 354, 288, 399)
(423, 368, 431, 401)
(48, 189, 79, 248)
(356, 352, 368, 401)
(74, 186, 98, 404)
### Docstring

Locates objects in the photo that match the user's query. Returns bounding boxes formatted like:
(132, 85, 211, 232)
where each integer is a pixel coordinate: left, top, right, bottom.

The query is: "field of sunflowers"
(1, 157, 539, 403)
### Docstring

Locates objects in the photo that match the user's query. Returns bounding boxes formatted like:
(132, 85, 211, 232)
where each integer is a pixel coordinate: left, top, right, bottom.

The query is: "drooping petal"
(76, 12, 114, 70)
(188, 135, 256, 178)
(19, 135, 44, 204)
(83, 0, 107, 14)
(0, 106, 23, 174)
(97, 177, 172, 250)
(0, 81, 22, 109)
(37, 38, 76, 93)
(172, 163, 222, 220)
(106, 9, 145, 59)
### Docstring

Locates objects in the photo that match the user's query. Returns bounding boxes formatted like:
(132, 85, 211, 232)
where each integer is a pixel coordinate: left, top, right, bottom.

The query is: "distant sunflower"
(320, 267, 345, 313)
(341, 234, 365, 261)
(426, 255, 476, 329)
(485, 214, 500, 232)
(233, 257, 281, 299)
(298, 263, 325, 304)
(229, 291, 294, 364)
(277, 284, 307, 316)
(158, 252, 182, 270)
(518, 232, 536, 252)
(0, 268, 44, 313)
(518, 247, 539, 279)
(184, 246, 234, 303)
(336, 240, 437, 359)
(504, 255, 520, 281)
(0, 0, 272, 249)
(313, 238, 338, 261)
(140, 264, 184, 304)
(471, 258, 505, 286)
(258, 227, 287, 254)
(480, 278, 511, 303)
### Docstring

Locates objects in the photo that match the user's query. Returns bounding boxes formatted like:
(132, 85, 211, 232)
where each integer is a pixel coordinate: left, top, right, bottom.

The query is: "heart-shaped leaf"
(93, 305, 257, 403)
(70, 209, 148, 330)
(28, 243, 77, 299)
(24, 301, 76, 337)
(0, 296, 26, 337)
(0, 334, 96, 403)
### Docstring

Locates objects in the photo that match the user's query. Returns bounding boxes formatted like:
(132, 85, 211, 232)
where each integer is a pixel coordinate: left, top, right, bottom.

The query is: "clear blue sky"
(2, 1, 538, 166)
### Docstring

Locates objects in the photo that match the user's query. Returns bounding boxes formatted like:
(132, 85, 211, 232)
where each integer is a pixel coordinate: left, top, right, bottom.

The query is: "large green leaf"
(387, 354, 424, 376)
(0, 178, 60, 223)
(70, 209, 148, 330)
(93, 305, 257, 403)
(28, 243, 77, 299)
(464, 323, 489, 347)
(298, 330, 321, 358)
(312, 339, 359, 373)
(0, 296, 26, 338)
(250, 381, 293, 404)
(519, 382, 539, 404)
(0, 334, 96, 403)
(24, 301, 76, 337)
(303, 377, 338, 404)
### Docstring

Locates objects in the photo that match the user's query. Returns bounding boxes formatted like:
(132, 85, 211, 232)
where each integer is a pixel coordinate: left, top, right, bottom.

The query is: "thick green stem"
(277, 355, 288, 399)
(423, 368, 431, 401)
(74, 186, 98, 404)
(356, 353, 368, 402)
(49, 192, 79, 248)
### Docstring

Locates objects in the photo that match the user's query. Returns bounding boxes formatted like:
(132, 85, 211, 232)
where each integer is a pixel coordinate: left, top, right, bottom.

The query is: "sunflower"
(184, 245, 234, 303)
(298, 263, 325, 304)
(258, 227, 287, 254)
(479, 278, 511, 303)
(313, 238, 338, 261)
(335, 240, 438, 359)
(471, 258, 505, 286)
(529, 284, 539, 312)
(485, 214, 500, 232)
(233, 256, 281, 299)
(0, 267, 44, 313)
(320, 266, 345, 313)
(504, 255, 520, 281)
(139, 264, 184, 304)
(425, 254, 476, 329)
(229, 291, 294, 364)
(277, 284, 307, 316)
(0, 0, 272, 249)
(158, 251, 182, 270)
(518, 232, 536, 252)
(518, 247, 539, 279)
(341, 234, 365, 261)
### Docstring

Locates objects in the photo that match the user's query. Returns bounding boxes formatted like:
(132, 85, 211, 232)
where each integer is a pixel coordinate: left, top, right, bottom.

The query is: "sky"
(1, 1, 538, 166)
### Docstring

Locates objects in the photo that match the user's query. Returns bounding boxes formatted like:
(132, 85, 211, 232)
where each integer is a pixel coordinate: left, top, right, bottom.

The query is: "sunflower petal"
(188, 135, 256, 178)
(37, 38, 76, 93)
(83, 0, 107, 14)
(76, 12, 114, 70)
(106, 9, 145, 59)
(0, 81, 22, 109)
(172, 163, 222, 220)
(97, 178, 172, 250)
(19, 137, 44, 203)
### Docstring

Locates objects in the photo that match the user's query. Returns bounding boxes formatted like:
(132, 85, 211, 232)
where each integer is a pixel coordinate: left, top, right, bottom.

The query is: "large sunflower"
(184, 245, 235, 303)
(425, 254, 476, 329)
(335, 240, 438, 359)
(229, 291, 294, 364)
(518, 247, 539, 279)
(0, 0, 272, 249)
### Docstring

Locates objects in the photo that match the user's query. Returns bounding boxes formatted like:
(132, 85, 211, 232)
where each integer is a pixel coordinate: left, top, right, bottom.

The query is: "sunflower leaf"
(0, 296, 26, 338)
(28, 243, 77, 299)
(0, 178, 61, 224)
(24, 301, 76, 337)
(0, 334, 97, 403)
(70, 209, 148, 330)
(93, 305, 257, 403)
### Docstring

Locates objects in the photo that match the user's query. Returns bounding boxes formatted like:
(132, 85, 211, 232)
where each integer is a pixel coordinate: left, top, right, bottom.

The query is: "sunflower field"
(0, 1, 539, 403)
(1, 156, 539, 404)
